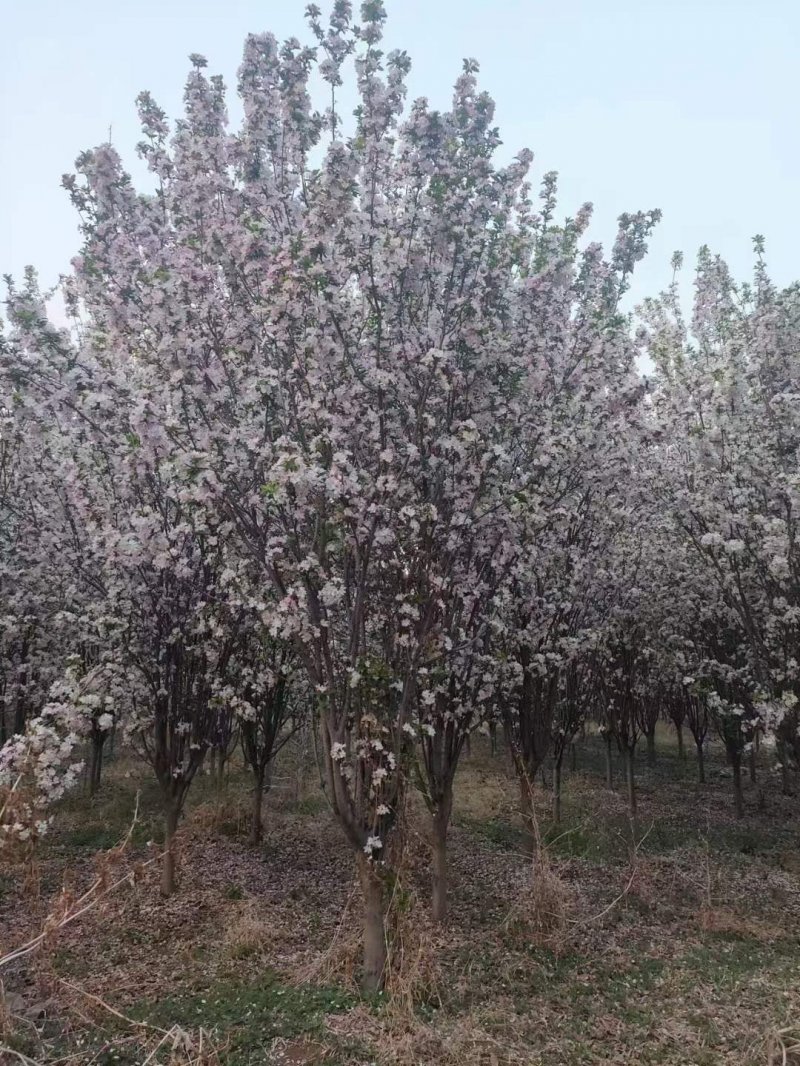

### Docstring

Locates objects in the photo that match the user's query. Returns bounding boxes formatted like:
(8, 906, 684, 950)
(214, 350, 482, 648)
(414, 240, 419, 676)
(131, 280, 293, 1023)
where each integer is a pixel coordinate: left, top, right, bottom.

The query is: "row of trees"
(2, 2, 799, 992)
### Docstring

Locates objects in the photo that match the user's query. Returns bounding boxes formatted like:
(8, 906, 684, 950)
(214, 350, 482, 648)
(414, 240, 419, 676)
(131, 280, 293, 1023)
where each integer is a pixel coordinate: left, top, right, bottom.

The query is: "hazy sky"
(2, 0, 798, 313)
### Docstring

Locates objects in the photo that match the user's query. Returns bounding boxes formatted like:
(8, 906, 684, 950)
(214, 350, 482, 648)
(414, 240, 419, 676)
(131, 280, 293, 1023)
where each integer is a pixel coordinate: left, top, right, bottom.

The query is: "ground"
(2, 730, 800, 1065)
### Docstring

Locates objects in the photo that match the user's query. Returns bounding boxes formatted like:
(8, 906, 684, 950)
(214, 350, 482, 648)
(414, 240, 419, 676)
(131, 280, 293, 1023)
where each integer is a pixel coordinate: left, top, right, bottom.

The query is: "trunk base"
(356, 854, 387, 994)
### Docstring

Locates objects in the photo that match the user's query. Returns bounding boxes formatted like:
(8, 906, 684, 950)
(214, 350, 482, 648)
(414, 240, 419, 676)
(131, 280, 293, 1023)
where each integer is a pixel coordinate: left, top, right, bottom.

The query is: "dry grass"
(300, 816, 447, 1015)
(2, 735, 800, 1064)
(763, 1026, 800, 1066)
(503, 851, 571, 953)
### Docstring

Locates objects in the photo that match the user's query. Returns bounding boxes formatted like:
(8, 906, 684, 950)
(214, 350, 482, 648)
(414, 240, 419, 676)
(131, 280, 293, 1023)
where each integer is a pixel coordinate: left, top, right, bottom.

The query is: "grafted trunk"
(604, 735, 614, 789)
(732, 758, 744, 819)
(356, 854, 387, 994)
(624, 746, 637, 820)
(696, 740, 706, 784)
(645, 729, 656, 768)
(161, 804, 180, 897)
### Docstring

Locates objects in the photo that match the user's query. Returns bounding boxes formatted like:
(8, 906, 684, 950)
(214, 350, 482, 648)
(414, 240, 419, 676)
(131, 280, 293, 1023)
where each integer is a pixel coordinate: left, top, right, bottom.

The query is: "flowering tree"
(642, 241, 800, 811)
(222, 620, 299, 844)
(0, 297, 79, 746)
(1, 265, 249, 891)
(550, 654, 591, 823)
(0, 0, 684, 990)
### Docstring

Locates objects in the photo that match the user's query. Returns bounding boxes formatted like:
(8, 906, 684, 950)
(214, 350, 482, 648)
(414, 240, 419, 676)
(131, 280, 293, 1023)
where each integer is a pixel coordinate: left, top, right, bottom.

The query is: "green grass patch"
(131, 970, 355, 1065)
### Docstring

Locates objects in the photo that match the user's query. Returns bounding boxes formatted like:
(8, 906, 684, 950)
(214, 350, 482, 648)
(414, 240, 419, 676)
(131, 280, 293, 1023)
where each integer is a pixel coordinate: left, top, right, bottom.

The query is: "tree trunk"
(645, 729, 656, 768)
(250, 770, 266, 845)
(780, 744, 793, 796)
(489, 722, 498, 757)
(553, 759, 562, 824)
(696, 740, 706, 784)
(463, 732, 471, 759)
(748, 745, 757, 785)
(519, 774, 536, 857)
(13, 676, 27, 735)
(604, 735, 614, 789)
(356, 854, 387, 994)
(732, 758, 744, 819)
(625, 745, 637, 820)
(209, 747, 218, 778)
(431, 815, 448, 923)
(161, 804, 179, 897)
(89, 736, 104, 797)
(570, 742, 577, 772)
(676, 723, 685, 759)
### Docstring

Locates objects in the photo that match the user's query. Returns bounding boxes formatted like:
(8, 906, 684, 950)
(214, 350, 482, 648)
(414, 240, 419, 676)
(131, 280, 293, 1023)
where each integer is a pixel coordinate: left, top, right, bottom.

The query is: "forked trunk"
(161, 804, 179, 896)
(356, 853, 387, 994)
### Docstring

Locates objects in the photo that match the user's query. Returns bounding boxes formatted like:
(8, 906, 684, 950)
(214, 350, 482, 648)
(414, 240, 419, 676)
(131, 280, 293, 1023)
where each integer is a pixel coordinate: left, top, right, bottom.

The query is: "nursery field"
(4, 3, 800, 1065)
(2, 732, 800, 1066)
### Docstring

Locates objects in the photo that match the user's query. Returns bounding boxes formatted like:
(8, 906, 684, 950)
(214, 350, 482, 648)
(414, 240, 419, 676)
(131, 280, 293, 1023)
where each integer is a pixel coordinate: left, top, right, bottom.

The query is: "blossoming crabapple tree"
(0, 292, 82, 746)
(642, 242, 800, 806)
(43, 1, 583, 982)
(220, 614, 300, 845)
(493, 198, 658, 849)
(1, 266, 249, 892)
(0, 0, 697, 988)
(0, 280, 117, 844)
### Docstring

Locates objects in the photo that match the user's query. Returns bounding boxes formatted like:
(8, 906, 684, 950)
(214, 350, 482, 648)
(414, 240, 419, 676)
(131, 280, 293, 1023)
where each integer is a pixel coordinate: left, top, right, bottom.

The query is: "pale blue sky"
(2, 0, 798, 311)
